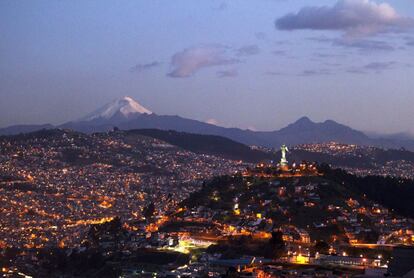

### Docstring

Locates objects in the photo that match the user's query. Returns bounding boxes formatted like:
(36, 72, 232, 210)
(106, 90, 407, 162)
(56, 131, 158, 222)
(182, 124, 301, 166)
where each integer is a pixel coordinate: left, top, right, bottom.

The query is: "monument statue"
(280, 144, 288, 166)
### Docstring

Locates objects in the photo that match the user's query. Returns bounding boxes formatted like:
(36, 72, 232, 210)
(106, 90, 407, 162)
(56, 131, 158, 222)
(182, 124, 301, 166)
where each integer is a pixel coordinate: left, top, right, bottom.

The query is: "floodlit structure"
(280, 145, 288, 166)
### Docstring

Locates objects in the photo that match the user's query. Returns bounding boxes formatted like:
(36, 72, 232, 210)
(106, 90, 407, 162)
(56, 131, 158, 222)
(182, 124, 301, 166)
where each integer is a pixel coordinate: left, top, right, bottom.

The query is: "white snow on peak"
(81, 96, 152, 121)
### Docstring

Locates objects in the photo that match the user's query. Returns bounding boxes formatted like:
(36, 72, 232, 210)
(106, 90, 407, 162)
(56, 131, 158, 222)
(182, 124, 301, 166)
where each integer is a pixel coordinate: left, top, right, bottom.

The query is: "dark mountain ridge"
(127, 129, 275, 163)
(1, 96, 414, 150)
(0, 124, 54, 136)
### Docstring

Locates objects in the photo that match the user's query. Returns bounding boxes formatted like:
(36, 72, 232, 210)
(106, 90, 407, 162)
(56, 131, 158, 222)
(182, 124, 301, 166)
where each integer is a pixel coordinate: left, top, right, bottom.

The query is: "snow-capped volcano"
(80, 96, 152, 121)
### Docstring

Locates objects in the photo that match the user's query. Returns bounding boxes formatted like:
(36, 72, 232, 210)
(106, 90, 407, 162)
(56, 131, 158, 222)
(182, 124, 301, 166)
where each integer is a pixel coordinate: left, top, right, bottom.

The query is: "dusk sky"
(1, 0, 414, 134)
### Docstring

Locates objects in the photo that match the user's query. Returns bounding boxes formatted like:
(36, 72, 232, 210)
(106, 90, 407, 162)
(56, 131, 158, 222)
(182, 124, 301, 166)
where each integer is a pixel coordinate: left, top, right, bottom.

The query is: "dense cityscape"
(294, 142, 414, 180)
(0, 130, 247, 250)
(1, 131, 414, 277)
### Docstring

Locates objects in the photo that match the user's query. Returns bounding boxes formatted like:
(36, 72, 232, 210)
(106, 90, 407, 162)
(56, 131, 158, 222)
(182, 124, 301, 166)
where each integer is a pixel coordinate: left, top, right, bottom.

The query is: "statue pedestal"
(279, 164, 290, 172)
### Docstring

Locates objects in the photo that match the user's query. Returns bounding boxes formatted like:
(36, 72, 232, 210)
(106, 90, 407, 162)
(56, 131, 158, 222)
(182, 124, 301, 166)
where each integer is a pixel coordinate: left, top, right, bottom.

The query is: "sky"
(1, 0, 414, 134)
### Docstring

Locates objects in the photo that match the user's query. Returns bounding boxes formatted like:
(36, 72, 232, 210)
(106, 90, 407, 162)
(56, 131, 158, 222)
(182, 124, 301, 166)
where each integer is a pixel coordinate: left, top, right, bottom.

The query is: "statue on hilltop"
(280, 144, 288, 166)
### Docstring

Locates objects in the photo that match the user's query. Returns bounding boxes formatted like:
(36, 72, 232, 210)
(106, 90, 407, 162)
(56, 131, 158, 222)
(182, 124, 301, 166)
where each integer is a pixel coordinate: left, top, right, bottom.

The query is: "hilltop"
(178, 165, 414, 247)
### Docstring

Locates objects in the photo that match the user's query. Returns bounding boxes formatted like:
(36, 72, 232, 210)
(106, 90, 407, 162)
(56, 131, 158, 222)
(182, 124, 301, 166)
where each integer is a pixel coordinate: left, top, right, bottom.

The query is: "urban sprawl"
(1, 131, 413, 277)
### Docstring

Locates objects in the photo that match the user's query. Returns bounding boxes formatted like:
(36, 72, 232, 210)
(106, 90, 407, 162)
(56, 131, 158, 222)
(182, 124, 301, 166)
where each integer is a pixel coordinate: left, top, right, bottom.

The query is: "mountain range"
(1, 96, 414, 150)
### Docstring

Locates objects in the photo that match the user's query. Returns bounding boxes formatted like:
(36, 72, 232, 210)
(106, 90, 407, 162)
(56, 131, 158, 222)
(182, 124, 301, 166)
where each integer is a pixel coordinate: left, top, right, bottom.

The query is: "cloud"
(308, 36, 395, 51)
(275, 0, 413, 37)
(255, 32, 267, 41)
(347, 61, 396, 73)
(363, 61, 396, 71)
(265, 69, 333, 77)
(265, 71, 286, 76)
(217, 69, 238, 78)
(298, 69, 332, 76)
(206, 118, 220, 125)
(272, 50, 287, 56)
(274, 40, 292, 45)
(212, 2, 227, 11)
(236, 45, 260, 56)
(168, 45, 239, 78)
(129, 61, 161, 73)
(307, 36, 335, 43)
(313, 53, 345, 59)
(334, 38, 394, 51)
(406, 37, 414, 46)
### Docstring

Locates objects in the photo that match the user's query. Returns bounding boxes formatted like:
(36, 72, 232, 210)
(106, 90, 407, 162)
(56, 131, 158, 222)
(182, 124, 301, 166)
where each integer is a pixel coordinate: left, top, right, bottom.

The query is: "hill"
(278, 143, 414, 179)
(321, 165, 414, 218)
(0, 128, 272, 164)
(178, 165, 414, 248)
(125, 129, 275, 163)
(0, 124, 53, 136)
(284, 147, 414, 168)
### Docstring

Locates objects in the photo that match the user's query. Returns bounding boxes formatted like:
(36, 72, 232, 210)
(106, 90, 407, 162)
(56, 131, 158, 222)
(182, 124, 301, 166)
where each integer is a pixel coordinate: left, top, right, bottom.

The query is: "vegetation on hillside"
(127, 129, 275, 163)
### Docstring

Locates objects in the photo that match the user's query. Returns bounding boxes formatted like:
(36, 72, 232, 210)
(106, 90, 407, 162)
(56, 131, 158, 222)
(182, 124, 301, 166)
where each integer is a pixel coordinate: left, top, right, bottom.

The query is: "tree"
(264, 231, 285, 258)
(143, 202, 155, 220)
(314, 240, 330, 254)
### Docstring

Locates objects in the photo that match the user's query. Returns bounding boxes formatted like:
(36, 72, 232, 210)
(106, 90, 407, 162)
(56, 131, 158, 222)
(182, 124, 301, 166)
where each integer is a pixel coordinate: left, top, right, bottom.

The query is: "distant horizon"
(1, 1, 414, 134)
(1, 95, 413, 138)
